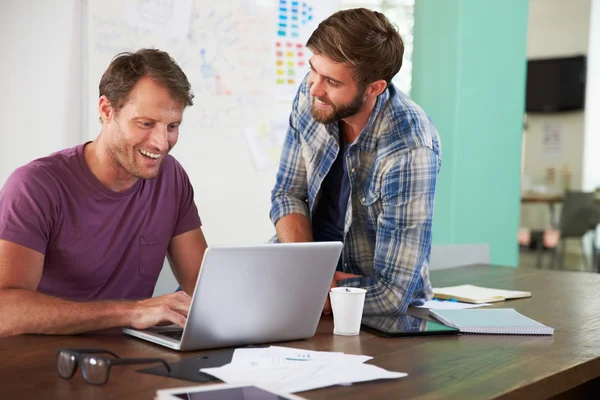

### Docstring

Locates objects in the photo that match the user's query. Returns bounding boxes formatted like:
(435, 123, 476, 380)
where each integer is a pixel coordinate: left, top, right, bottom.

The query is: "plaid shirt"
(270, 78, 441, 315)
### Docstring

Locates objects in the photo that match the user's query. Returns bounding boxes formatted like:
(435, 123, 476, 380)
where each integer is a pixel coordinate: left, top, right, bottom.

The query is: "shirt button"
(361, 197, 366, 202)
(351, 168, 355, 173)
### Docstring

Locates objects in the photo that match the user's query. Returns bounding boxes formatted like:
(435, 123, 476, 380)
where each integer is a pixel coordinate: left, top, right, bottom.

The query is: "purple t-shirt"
(0, 143, 201, 301)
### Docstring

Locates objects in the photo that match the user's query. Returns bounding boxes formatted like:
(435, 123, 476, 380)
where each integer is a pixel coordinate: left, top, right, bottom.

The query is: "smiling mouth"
(315, 98, 331, 106)
(138, 149, 162, 160)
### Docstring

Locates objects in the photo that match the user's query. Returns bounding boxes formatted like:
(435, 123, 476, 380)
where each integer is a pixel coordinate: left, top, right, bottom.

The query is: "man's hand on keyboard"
(128, 291, 191, 329)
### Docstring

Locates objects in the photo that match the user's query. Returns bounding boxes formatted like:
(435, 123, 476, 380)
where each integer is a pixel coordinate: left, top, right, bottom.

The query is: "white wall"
(0, 0, 82, 186)
(521, 0, 591, 230)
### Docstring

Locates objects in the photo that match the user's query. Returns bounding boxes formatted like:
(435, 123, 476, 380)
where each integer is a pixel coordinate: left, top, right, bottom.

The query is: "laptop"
(123, 242, 343, 351)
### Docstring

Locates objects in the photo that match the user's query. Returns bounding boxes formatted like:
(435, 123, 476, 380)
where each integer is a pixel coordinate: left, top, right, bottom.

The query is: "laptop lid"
(125, 242, 343, 351)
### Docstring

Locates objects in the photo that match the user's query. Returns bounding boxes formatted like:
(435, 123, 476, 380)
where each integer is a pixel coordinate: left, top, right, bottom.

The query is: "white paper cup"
(330, 287, 367, 336)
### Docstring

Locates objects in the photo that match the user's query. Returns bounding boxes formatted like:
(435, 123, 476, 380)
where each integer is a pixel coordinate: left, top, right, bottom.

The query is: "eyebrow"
(133, 116, 182, 125)
(308, 60, 344, 86)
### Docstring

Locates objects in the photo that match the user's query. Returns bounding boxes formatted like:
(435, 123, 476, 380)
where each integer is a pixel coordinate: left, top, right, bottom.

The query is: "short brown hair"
(99, 48, 194, 114)
(306, 8, 403, 87)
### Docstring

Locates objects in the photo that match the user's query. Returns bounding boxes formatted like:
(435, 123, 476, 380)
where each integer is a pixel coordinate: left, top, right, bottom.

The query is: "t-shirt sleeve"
(171, 159, 202, 238)
(0, 166, 56, 255)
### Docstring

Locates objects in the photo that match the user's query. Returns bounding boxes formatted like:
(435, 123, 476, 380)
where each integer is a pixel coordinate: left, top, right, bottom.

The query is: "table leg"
(549, 202, 558, 228)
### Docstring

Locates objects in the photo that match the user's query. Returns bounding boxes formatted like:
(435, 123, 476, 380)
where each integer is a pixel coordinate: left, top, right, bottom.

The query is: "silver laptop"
(123, 242, 343, 351)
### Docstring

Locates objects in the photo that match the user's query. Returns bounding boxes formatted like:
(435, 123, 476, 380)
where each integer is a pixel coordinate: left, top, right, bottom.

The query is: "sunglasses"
(56, 348, 171, 385)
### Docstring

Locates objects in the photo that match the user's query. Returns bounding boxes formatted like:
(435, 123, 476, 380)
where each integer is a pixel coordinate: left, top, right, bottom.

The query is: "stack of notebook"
(430, 309, 554, 335)
(433, 285, 531, 304)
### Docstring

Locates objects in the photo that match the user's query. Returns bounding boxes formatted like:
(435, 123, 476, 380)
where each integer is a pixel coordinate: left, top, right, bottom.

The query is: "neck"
(84, 132, 138, 192)
(340, 95, 377, 144)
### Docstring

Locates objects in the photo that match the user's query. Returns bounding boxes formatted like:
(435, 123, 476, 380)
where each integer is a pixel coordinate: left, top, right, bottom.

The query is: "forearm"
(275, 213, 313, 243)
(337, 275, 406, 315)
(0, 288, 134, 336)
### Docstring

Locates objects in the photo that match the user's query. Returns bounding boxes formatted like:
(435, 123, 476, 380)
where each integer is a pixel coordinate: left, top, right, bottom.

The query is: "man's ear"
(366, 80, 388, 97)
(98, 95, 114, 123)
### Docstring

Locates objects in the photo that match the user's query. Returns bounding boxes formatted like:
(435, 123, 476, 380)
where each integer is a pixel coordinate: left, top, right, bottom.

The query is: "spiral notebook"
(430, 309, 554, 335)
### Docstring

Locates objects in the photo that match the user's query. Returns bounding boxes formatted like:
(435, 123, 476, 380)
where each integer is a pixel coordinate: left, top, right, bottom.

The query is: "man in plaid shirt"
(270, 8, 441, 315)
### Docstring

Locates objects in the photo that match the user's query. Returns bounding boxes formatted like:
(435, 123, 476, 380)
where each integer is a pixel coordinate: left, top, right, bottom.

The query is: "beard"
(107, 119, 165, 181)
(310, 88, 366, 124)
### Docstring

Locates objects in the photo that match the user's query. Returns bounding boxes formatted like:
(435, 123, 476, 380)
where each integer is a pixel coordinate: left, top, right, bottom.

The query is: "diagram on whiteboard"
(86, 0, 274, 139)
(124, 0, 193, 39)
(86, 0, 339, 174)
(273, 0, 338, 101)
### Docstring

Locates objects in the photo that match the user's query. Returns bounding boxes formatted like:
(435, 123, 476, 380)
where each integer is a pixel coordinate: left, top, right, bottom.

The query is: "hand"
(129, 291, 192, 329)
(322, 272, 361, 315)
(334, 271, 360, 281)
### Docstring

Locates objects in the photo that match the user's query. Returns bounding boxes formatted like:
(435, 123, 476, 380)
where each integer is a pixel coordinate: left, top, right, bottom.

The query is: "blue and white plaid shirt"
(270, 77, 441, 315)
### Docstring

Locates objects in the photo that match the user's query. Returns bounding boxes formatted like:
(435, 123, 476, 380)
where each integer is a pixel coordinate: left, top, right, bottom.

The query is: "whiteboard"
(85, 0, 339, 245)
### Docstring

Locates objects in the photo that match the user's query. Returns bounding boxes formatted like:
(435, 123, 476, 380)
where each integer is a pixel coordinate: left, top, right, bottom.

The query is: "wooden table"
(521, 194, 565, 204)
(2, 265, 600, 399)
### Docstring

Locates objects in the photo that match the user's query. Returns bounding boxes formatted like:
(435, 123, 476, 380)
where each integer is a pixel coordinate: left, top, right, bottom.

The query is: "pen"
(433, 297, 459, 302)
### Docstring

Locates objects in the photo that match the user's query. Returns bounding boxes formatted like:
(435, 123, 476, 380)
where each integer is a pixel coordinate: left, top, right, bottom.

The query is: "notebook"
(430, 309, 554, 335)
(432, 285, 531, 304)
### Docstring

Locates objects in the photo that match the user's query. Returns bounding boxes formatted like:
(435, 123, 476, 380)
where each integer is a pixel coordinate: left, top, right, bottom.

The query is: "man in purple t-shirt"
(0, 49, 208, 336)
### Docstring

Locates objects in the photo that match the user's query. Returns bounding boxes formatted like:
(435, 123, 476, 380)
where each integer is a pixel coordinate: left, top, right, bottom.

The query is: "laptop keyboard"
(158, 329, 184, 341)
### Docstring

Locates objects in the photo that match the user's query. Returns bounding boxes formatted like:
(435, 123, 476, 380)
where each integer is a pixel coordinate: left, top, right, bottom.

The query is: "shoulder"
(0, 146, 83, 222)
(3, 146, 81, 196)
(154, 154, 194, 192)
(378, 85, 441, 158)
(158, 154, 188, 177)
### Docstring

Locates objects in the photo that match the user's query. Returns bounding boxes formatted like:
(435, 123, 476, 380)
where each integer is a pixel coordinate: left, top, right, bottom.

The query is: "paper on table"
(200, 346, 405, 393)
(415, 299, 492, 310)
(231, 346, 372, 366)
(201, 361, 406, 393)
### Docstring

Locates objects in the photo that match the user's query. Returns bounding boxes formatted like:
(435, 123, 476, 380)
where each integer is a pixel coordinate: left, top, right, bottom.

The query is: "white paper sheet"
(243, 119, 287, 171)
(231, 346, 372, 366)
(200, 346, 406, 393)
(415, 299, 492, 310)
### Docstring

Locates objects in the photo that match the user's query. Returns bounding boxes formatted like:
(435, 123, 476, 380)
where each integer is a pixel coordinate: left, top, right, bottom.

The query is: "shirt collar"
(354, 87, 389, 153)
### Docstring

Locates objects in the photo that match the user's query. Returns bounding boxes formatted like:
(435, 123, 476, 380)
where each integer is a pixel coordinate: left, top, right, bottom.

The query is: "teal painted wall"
(412, 0, 529, 266)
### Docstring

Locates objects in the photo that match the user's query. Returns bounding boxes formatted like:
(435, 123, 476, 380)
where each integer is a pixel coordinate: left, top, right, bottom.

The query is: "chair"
(537, 191, 600, 270)
(429, 243, 491, 270)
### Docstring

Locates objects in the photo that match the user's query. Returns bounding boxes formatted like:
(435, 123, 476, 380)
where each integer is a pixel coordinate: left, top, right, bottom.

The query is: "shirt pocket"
(359, 176, 383, 238)
(139, 236, 169, 279)
(360, 173, 382, 207)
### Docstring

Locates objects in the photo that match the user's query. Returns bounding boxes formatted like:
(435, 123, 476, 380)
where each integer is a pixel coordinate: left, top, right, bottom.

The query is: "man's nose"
(149, 125, 169, 152)
(309, 78, 326, 98)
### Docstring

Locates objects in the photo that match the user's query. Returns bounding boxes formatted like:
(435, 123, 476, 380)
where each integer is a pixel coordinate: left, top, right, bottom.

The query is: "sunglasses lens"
(57, 352, 76, 378)
(82, 356, 109, 385)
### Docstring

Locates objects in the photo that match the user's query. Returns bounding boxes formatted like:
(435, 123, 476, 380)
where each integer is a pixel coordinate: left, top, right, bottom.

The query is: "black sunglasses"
(56, 348, 171, 385)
